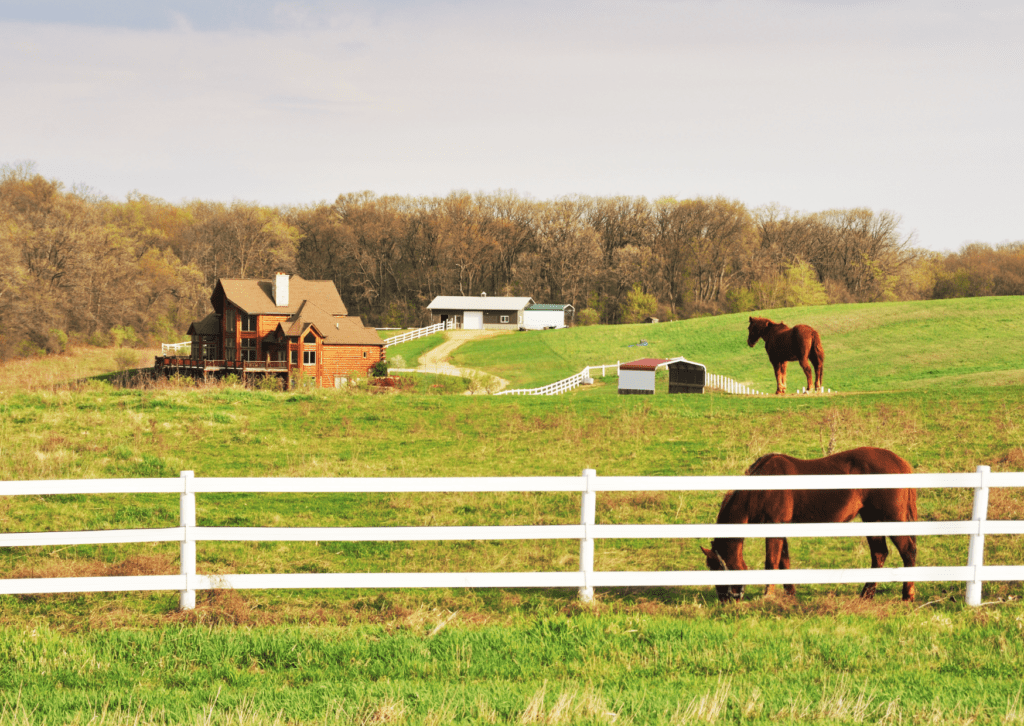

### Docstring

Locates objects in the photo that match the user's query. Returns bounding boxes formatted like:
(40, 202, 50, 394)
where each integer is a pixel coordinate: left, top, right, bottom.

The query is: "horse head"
(747, 317, 769, 347)
(701, 539, 748, 602)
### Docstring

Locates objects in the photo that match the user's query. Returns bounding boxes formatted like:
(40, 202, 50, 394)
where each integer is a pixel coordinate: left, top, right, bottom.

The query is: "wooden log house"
(156, 273, 385, 388)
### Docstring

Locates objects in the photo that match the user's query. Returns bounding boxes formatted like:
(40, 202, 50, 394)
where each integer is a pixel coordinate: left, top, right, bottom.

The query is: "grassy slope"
(451, 296, 1024, 391)
(2, 299, 1024, 724)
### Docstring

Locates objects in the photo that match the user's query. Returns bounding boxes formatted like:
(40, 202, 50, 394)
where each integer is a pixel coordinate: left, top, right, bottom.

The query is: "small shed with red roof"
(618, 357, 707, 395)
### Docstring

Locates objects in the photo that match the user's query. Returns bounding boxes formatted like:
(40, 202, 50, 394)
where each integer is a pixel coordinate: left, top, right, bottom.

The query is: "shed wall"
(523, 310, 566, 329)
(618, 369, 656, 394)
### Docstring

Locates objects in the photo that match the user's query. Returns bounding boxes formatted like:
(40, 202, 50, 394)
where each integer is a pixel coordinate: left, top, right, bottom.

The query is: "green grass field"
(1, 298, 1023, 724)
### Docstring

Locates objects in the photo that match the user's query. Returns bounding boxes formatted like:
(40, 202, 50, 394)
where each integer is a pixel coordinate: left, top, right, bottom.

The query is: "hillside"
(446, 296, 1024, 392)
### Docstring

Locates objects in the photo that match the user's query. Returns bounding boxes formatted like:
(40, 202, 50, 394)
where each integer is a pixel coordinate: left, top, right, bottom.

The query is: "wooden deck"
(155, 357, 290, 376)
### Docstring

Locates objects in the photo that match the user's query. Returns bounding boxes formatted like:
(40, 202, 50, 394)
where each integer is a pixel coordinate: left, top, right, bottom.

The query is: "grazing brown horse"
(701, 446, 917, 603)
(747, 316, 825, 394)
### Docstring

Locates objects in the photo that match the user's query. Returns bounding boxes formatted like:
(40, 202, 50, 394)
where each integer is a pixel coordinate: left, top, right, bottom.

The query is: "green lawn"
(1, 297, 1023, 724)
(452, 296, 1024, 392)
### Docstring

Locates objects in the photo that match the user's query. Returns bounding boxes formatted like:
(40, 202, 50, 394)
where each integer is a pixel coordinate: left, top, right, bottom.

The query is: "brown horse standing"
(701, 446, 918, 603)
(747, 316, 825, 394)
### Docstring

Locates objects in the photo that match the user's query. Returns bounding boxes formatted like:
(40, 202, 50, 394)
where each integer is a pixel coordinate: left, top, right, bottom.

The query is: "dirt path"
(391, 330, 512, 393)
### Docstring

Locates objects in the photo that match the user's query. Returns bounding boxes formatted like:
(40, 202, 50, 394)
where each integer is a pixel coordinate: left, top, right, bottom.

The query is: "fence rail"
(495, 364, 770, 397)
(161, 341, 192, 355)
(382, 321, 451, 348)
(2, 468, 1021, 609)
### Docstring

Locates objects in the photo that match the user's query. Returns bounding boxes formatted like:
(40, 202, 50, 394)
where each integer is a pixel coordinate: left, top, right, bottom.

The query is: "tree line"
(1, 161, 1021, 360)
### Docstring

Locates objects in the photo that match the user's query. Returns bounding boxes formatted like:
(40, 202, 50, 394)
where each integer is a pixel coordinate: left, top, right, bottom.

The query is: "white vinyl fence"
(496, 364, 769, 397)
(2, 468, 1022, 610)
(704, 373, 768, 396)
(495, 365, 609, 396)
(382, 321, 452, 348)
(161, 341, 192, 355)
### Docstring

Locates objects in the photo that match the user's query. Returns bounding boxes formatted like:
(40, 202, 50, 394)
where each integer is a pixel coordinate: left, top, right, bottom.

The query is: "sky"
(1, 0, 1021, 252)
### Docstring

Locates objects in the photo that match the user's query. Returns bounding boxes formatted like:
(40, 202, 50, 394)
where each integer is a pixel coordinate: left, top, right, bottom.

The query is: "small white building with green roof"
(523, 303, 574, 330)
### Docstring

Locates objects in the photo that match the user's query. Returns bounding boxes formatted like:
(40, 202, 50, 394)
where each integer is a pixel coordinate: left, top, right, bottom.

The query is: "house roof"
(187, 312, 220, 336)
(216, 275, 348, 316)
(274, 300, 383, 346)
(427, 295, 534, 312)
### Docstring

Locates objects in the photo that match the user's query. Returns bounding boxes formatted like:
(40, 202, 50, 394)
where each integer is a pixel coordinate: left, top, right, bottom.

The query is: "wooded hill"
(2, 161, 1022, 361)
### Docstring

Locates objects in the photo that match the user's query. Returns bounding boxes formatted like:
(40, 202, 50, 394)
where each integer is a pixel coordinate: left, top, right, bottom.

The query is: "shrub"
(576, 308, 600, 326)
(110, 325, 140, 348)
(256, 375, 284, 392)
(371, 360, 389, 378)
(48, 329, 69, 354)
(113, 348, 140, 371)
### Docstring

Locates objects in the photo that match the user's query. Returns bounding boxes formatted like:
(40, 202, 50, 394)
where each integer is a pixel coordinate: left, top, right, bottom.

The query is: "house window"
(500, 315, 509, 324)
(291, 350, 298, 365)
(363, 351, 367, 358)
(225, 309, 236, 333)
(304, 350, 316, 365)
(241, 338, 257, 362)
(304, 332, 317, 344)
(241, 314, 257, 332)
(224, 341, 236, 361)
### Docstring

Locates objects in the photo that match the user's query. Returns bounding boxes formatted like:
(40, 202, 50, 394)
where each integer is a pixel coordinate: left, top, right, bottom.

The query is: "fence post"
(579, 469, 597, 603)
(179, 470, 196, 611)
(966, 465, 991, 606)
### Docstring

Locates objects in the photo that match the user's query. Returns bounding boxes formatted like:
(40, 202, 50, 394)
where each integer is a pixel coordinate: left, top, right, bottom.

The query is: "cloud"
(0, 0, 1021, 250)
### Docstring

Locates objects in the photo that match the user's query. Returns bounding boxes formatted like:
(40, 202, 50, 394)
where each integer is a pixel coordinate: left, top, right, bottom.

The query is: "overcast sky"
(1, 0, 1021, 252)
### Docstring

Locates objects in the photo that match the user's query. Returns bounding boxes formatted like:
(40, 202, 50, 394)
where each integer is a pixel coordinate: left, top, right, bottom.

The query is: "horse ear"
(700, 546, 714, 557)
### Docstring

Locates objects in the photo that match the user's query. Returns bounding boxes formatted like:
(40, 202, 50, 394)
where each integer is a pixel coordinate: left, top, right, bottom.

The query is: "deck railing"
(156, 357, 289, 372)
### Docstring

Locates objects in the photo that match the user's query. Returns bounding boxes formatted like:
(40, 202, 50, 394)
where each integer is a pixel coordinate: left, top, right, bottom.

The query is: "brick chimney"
(273, 273, 289, 307)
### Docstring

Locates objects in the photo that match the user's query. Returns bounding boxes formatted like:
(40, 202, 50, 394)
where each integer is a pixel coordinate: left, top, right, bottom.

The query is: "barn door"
(464, 310, 484, 330)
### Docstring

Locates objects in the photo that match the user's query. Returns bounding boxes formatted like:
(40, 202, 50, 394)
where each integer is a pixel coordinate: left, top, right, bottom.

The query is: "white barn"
(426, 295, 571, 331)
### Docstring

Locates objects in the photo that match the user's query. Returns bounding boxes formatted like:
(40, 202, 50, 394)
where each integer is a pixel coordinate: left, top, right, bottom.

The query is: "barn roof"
(427, 295, 534, 311)
(621, 356, 706, 372)
(620, 358, 671, 371)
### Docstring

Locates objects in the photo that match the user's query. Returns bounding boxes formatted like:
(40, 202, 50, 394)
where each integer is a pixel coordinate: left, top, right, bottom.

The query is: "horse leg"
(774, 361, 787, 395)
(780, 538, 795, 596)
(799, 357, 814, 393)
(764, 537, 785, 595)
(860, 535, 890, 599)
(890, 535, 918, 602)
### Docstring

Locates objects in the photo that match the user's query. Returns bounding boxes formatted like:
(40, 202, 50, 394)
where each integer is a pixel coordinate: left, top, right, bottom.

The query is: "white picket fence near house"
(161, 341, 192, 355)
(2, 468, 1022, 610)
(382, 321, 451, 348)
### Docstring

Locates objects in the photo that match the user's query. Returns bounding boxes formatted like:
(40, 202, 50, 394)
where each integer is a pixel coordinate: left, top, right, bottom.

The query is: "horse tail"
(810, 330, 825, 367)
(906, 487, 919, 523)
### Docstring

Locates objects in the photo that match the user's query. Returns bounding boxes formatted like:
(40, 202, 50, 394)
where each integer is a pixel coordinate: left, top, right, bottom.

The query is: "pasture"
(1, 297, 1023, 724)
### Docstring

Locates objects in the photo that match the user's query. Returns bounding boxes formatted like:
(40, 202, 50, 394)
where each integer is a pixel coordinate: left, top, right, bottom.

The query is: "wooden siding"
(321, 344, 384, 384)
